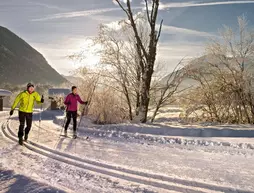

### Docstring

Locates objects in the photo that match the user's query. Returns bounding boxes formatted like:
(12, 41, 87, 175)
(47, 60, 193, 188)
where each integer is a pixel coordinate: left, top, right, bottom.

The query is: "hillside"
(62, 75, 83, 85)
(162, 54, 254, 89)
(0, 26, 67, 85)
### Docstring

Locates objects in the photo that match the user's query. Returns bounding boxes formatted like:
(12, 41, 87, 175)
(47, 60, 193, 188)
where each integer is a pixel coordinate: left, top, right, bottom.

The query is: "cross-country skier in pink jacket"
(64, 86, 88, 138)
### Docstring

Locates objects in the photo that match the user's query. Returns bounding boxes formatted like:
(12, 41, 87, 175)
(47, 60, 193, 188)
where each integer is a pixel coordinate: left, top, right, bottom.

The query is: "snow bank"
(54, 115, 254, 138)
(92, 123, 254, 138)
(52, 116, 254, 150)
(81, 127, 254, 150)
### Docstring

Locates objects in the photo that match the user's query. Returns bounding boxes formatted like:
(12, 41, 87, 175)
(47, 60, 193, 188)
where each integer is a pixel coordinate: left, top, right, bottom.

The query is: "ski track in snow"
(1, 110, 254, 192)
(0, 127, 160, 192)
(0, 115, 162, 193)
(1, 122, 221, 193)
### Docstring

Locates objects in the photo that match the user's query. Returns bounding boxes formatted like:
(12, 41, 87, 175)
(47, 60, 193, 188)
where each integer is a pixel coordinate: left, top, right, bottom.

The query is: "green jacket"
(11, 90, 42, 113)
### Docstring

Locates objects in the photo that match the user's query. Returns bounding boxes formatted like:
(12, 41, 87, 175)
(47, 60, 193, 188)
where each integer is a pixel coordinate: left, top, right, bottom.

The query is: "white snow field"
(1, 108, 254, 193)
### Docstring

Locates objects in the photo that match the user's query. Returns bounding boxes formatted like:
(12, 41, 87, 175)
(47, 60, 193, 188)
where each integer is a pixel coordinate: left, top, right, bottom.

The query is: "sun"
(68, 38, 102, 69)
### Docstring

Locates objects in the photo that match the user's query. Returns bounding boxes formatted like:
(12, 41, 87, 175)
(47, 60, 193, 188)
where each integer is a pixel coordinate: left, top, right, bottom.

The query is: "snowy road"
(1, 112, 254, 192)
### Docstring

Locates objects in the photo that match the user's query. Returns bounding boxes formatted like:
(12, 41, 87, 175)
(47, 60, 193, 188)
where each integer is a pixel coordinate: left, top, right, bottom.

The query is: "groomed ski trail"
(1, 120, 253, 193)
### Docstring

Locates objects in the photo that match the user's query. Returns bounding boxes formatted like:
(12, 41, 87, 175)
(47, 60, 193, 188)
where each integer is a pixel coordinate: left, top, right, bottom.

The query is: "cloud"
(88, 14, 124, 23)
(158, 0, 254, 9)
(104, 21, 124, 31)
(27, 2, 68, 11)
(32, 4, 141, 22)
(32, 7, 122, 21)
(31, 0, 254, 22)
(98, 12, 214, 37)
(103, 20, 214, 37)
(161, 25, 215, 37)
(153, 42, 204, 74)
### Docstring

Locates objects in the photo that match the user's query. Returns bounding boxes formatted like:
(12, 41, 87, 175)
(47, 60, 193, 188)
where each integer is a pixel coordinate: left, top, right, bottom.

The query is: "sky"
(0, 0, 254, 75)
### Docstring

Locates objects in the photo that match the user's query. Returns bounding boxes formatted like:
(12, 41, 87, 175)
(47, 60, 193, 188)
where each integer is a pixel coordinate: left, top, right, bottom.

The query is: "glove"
(41, 95, 44, 103)
(84, 101, 88, 105)
(10, 110, 14, 116)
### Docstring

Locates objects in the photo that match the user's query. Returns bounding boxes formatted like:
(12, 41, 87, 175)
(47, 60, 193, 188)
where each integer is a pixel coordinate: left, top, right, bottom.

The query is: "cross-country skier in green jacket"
(10, 83, 44, 145)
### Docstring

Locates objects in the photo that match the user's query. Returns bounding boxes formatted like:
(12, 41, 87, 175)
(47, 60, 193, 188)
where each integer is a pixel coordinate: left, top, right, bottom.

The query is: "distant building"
(48, 88, 70, 110)
(0, 89, 12, 111)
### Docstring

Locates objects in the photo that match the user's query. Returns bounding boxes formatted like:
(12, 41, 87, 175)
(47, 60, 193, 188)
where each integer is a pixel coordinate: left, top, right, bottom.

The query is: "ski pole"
(60, 115, 67, 137)
(77, 105, 89, 140)
(77, 105, 87, 130)
(6, 107, 15, 127)
(78, 107, 84, 129)
(6, 115, 11, 126)
(59, 106, 67, 137)
(39, 100, 43, 127)
(37, 95, 43, 142)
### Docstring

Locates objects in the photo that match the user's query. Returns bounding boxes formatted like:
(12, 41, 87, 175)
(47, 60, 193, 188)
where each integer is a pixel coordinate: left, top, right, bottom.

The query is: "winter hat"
(72, 86, 77, 91)
(27, 83, 34, 89)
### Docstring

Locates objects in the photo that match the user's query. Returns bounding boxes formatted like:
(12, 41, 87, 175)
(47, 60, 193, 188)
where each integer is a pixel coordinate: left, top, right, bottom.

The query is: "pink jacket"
(64, 93, 86, 111)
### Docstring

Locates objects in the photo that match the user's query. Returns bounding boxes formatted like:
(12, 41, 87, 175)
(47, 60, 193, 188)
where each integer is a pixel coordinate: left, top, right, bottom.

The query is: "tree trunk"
(246, 91, 254, 123)
(135, 65, 141, 116)
(122, 84, 133, 120)
(135, 91, 140, 116)
(126, 94, 133, 121)
(139, 68, 154, 123)
(151, 103, 160, 123)
(237, 89, 251, 123)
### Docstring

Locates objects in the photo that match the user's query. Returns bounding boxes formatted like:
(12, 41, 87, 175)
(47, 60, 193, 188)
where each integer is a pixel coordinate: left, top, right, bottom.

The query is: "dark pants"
(64, 111, 77, 132)
(18, 111, 33, 138)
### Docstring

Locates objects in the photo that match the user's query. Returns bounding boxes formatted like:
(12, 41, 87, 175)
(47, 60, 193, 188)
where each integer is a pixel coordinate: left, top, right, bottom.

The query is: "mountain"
(0, 26, 67, 85)
(63, 75, 83, 85)
(162, 54, 254, 90)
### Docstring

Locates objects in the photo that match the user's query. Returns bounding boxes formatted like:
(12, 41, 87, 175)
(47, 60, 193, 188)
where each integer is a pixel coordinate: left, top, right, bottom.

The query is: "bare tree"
(115, 0, 163, 123)
(95, 14, 151, 121)
(182, 16, 254, 124)
(96, 24, 136, 120)
(150, 60, 185, 122)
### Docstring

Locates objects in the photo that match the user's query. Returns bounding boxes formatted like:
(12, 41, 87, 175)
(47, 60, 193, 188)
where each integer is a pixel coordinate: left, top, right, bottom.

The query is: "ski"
(60, 134, 72, 139)
(60, 134, 79, 139)
(18, 142, 24, 146)
(60, 134, 90, 140)
(23, 140, 30, 144)
(20, 140, 29, 145)
(18, 138, 23, 146)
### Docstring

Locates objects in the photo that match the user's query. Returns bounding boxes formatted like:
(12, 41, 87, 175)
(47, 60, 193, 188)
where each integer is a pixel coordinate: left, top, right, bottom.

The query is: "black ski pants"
(18, 111, 33, 138)
(64, 111, 77, 132)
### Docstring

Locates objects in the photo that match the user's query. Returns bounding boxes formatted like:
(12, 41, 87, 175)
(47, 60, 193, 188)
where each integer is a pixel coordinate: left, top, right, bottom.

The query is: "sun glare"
(69, 39, 102, 69)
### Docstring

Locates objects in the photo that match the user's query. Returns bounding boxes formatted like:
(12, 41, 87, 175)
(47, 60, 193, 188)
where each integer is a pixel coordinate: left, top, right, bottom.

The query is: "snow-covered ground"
(1, 108, 254, 192)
